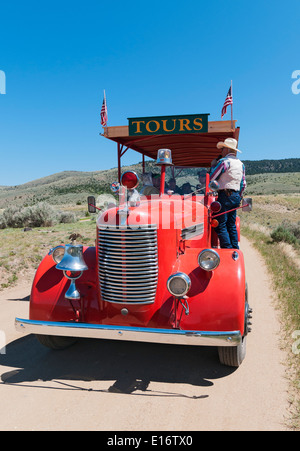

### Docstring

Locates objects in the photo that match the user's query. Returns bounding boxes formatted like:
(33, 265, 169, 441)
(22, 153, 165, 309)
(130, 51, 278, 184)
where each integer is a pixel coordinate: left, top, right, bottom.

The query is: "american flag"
(100, 91, 108, 127)
(221, 86, 233, 119)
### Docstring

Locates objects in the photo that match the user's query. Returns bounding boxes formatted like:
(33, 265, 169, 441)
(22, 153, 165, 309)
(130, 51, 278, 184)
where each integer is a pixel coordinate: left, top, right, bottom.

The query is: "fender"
(29, 246, 101, 323)
(178, 248, 246, 335)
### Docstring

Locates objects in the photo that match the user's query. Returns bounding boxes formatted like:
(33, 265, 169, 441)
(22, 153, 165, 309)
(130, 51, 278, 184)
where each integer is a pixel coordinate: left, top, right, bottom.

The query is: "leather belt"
(219, 189, 238, 196)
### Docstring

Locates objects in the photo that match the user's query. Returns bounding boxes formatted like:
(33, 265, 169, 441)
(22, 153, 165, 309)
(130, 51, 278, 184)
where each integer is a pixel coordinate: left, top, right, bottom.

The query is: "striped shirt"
(210, 153, 246, 195)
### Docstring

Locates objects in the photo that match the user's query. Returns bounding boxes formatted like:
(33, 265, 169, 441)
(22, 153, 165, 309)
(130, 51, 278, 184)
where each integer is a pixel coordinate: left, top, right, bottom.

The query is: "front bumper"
(15, 317, 241, 347)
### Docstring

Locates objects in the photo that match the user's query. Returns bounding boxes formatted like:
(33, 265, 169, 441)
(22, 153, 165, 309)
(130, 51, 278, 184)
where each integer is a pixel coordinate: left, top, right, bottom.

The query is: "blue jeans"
(215, 191, 241, 249)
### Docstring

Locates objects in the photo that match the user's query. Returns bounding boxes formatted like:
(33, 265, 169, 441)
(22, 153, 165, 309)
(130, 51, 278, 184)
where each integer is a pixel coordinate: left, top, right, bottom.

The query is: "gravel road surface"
(0, 237, 290, 431)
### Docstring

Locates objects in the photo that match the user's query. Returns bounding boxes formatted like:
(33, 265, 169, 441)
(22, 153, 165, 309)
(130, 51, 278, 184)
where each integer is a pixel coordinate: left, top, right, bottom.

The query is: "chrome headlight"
(198, 249, 220, 271)
(167, 272, 191, 297)
(50, 246, 65, 264)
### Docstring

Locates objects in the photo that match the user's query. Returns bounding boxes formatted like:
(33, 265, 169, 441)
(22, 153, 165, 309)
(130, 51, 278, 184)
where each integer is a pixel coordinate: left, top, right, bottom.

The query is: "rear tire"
(36, 334, 77, 350)
(218, 337, 247, 367)
(218, 281, 250, 367)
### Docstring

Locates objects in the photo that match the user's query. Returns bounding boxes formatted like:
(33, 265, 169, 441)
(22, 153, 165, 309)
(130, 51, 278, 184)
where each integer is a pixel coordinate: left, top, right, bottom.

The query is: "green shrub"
(58, 211, 77, 224)
(0, 215, 7, 229)
(271, 225, 299, 246)
(284, 220, 300, 240)
(24, 202, 58, 227)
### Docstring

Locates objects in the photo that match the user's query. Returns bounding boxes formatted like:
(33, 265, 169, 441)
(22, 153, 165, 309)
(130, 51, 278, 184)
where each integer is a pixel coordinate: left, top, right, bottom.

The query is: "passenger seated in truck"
(140, 172, 159, 195)
(181, 182, 193, 194)
(151, 173, 161, 194)
(196, 169, 207, 193)
(168, 178, 181, 194)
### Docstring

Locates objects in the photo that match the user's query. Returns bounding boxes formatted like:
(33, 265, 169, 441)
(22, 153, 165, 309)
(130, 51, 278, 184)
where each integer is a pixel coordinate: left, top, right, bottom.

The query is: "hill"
(0, 158, 299, 209)
(0, 165, 138, 209)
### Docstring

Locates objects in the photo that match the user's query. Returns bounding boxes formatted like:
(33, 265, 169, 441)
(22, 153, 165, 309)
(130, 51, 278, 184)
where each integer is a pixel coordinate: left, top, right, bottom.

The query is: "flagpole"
(103, 89, 108, 135)
(230, 80, 233, 130)
(105, 89, 107, 133)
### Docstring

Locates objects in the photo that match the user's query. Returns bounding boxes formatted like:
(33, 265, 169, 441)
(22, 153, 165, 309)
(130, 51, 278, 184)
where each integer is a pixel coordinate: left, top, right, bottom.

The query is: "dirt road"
(0, 237, 290, 431)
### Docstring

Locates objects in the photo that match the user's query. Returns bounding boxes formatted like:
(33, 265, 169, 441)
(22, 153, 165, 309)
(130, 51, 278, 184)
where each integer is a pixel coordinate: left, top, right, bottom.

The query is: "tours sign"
(128, 113, 209, 136)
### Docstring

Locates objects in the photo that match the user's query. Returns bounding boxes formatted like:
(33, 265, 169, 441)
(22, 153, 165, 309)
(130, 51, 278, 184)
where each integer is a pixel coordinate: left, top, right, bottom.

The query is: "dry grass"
(0, 217, 97, 289)
(240, 193, 300, 429)
(240, 194, 300, 265)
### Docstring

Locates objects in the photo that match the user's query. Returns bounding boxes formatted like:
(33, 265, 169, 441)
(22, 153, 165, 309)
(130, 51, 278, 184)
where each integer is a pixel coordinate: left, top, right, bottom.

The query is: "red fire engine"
(15, 114, 252, 367)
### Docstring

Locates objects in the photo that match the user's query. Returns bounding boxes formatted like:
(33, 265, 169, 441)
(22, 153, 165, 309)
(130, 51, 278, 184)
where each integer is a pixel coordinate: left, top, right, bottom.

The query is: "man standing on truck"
(210, 138, 246, 249)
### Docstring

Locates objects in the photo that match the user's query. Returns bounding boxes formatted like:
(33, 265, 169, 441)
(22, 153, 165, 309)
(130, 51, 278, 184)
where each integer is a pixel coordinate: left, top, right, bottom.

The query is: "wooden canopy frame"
(102, 120, 240, 182)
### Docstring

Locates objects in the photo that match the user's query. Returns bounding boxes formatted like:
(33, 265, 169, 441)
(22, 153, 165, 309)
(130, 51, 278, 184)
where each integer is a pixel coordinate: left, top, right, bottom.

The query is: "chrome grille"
(98, 225, 158, 304)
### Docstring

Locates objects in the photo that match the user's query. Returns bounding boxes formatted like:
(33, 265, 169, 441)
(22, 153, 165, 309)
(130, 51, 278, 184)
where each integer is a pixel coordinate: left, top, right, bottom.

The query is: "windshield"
(139, 166, 209, 196)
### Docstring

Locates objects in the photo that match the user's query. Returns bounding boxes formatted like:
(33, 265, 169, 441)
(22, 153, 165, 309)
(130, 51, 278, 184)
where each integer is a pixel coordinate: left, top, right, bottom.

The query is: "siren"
(156, 149, 173, 166)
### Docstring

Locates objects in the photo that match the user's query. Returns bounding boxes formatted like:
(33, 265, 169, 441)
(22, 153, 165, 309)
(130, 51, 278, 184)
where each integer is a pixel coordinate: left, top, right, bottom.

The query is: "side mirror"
(87, 196, 96, 213)
(110, 182, 120, 193)
(242, 197, 252, 212)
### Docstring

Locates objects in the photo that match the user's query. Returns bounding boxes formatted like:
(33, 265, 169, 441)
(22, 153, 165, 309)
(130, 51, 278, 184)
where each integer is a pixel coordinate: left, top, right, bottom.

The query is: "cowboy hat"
(216, 137, 241, 153)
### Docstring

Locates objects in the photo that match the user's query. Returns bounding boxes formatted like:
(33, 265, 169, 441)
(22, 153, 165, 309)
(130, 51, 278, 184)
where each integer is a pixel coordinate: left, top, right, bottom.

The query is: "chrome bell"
(56, 244, 88, 272)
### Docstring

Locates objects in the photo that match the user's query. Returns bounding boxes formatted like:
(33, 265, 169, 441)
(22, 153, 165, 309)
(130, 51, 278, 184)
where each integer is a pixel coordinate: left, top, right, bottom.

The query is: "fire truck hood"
(97, 195, 205, 232)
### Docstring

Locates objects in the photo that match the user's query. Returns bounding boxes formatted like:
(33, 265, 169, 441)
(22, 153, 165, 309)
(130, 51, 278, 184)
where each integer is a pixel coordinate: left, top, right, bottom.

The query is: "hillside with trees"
(0, 158, 299, 209)
(243, 158, 300, 175)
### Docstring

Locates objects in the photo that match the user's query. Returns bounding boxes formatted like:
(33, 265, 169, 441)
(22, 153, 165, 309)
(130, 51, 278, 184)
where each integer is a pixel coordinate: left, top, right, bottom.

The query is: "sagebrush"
(0, 202, 76, 229)
(271, 220, 300, 246)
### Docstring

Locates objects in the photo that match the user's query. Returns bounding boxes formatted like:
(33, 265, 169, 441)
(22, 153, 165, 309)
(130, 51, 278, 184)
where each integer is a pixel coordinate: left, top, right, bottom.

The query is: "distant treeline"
(51, 181, 111, 195)
(142, 158, 300, 176)
(243, 158, 300, 175)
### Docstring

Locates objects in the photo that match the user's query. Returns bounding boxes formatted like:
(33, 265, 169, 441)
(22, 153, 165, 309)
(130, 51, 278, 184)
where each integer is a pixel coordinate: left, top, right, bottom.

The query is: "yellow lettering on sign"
(179, 118, 192, 131)
(193, 117, 203, 130)
(131, 121, 145, 134)
(145, 120, 160, 133)
(161, 119, 176, 133)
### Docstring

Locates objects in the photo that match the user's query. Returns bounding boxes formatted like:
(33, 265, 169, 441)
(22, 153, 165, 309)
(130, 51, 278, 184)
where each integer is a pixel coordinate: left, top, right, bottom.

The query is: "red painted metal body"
(23, 119, 248, 354)
(29, 194, 245, 336)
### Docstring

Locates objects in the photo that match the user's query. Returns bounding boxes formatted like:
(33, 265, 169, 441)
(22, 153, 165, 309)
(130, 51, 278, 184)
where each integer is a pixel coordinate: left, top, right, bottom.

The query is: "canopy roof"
(103, 120, 240, 168)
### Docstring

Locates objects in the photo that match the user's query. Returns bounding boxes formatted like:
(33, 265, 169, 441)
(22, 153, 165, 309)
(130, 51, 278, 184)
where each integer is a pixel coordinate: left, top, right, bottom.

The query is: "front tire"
(218, 337, 247, 367)
(36, 334, 77, 350)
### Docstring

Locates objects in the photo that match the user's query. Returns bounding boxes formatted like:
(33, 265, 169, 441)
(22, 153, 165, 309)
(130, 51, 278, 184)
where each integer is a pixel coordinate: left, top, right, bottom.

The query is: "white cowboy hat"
(216, 137, 241, 153)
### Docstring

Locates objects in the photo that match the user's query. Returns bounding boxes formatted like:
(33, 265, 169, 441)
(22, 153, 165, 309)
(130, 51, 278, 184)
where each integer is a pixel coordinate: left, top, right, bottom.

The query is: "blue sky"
(0, 0, 299, 186)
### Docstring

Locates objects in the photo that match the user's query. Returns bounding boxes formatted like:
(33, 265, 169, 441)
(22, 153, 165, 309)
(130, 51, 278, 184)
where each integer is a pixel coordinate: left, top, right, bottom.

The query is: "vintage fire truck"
(15, 113, 252, 367)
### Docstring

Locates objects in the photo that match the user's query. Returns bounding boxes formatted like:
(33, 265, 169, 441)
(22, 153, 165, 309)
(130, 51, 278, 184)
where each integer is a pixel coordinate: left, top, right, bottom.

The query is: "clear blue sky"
(0, 0, 299, 186)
